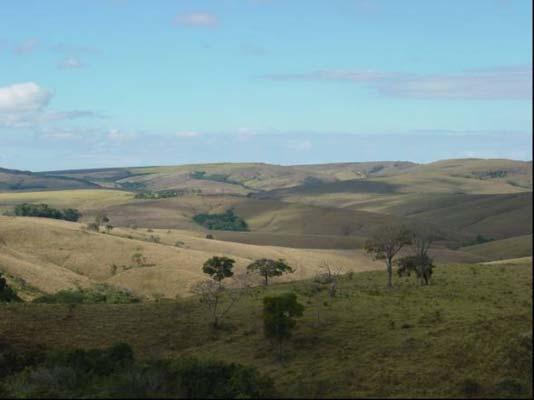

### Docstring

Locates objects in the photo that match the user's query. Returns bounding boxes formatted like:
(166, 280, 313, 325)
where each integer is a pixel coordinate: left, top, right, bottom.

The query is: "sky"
(0, 0, 532, 171)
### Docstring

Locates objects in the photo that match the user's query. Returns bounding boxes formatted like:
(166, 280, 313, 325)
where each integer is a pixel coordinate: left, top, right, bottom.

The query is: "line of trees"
(13, 203, 81, 222)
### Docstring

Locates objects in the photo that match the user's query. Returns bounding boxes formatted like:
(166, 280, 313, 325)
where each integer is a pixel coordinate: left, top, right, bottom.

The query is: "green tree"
(0, 272, 21, 303)
(365, 224, 412, 288)
(202, 256, 235, 287)
(247, 258, 294, 285)
(263, 292, 304, 360)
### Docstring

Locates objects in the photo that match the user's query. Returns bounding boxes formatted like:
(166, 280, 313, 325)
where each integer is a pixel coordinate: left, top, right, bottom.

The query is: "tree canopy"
(247, 258, 294, 285)
(202, 256, 235, 284)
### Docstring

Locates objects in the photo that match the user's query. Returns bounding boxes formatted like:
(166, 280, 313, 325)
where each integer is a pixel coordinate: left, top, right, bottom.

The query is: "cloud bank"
(263, 65, 533, 100)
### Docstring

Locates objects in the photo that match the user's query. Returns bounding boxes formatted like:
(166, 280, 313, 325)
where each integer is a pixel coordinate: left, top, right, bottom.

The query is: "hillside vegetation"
(0, 262, 531, 398)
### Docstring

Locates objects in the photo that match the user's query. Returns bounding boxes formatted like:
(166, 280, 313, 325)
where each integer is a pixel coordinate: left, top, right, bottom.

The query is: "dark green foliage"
(397, 254, 435, 285)
(46, 343, 134, 376)
(193, 209, 248, 231)
(0, 272, 21, 303)
(247, 258, 294, 285)
(170, 357, 275, 398)
(33, 285, 140, 304)
(202, 256, 235, 284)
(263, 293, 304, 357)
(14, 203, 81, 222)
(2, 344, 275, 399)
(0, 343, 45, 379)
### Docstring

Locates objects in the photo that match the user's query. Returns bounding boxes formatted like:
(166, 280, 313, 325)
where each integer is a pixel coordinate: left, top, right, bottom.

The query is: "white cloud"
(0, 82, 52, 113)
(58, 57, 85, 69)
(175, 131, 201, 138)
(173, 12, 218, 27)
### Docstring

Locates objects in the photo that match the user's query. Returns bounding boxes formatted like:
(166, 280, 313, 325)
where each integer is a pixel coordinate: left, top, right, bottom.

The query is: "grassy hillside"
(0, 216, 386, 299)
(462, 234, 532, 260)
(0, 262, 531, 398)
(0, 189, 134, 214)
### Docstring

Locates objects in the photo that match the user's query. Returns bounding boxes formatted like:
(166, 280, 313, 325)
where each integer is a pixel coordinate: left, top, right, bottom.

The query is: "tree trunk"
(264, 275, 269, 286)
(386, 258, 393, 288)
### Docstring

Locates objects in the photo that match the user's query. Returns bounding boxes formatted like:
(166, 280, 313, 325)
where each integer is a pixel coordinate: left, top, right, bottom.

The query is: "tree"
(263, 292, 304, 360)
(397, 254, 434, 285)
(0, 272, 21, 303)
(94, 213, 110, 232)
(62, 208, 81, 222)
(364, 224, 412, 288)
(104, 224, 113, 234)
(190, 273, 249, 328)
(411, 228, 435, 285)
(202, 256, 235, 287)
(247, 258, 294, 286)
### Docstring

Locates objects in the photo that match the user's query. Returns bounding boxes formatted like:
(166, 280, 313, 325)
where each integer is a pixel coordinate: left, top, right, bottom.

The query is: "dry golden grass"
(0, 189, 134, 213)
(0, 216, 384, 299)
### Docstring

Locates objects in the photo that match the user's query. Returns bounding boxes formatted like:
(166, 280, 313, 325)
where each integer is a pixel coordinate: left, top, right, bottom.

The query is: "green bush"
(33, 285, 139, 304)
(14, 203, 81, 222)
(0, 273, 21, 303)
(193, 209, 248, 231)
(3, 344, 275, 399)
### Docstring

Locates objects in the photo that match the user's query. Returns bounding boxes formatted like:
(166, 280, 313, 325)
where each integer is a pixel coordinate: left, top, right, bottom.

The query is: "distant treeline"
(13, 203, 81, 222)
(134, 189, 202, 199)
(193, 209, 249, 231)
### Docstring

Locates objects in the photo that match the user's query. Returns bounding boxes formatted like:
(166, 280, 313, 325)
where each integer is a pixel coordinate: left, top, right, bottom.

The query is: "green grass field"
(1, 262, 531, 398)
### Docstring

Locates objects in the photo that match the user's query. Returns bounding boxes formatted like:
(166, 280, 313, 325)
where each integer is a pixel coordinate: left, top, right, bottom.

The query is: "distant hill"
(3, 159, 530, 195)
(0, 167, 98, 192)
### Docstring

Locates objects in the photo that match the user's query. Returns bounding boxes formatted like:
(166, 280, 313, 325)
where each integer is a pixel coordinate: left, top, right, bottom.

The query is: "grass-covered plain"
(1, 262, 531, 398)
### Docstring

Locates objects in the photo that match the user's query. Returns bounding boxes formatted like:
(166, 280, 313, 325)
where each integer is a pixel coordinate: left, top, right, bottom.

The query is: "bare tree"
(315, 261, 344, 298)
(190, 273, 249, 328)
(365, 224, 412, 288)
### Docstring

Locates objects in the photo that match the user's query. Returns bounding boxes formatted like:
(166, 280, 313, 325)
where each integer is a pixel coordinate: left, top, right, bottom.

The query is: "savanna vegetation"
(0, 159, 532, 398)
(0, 261, 531, 398)
(11, 203, 81, 221)
(193, 209, 249, 231)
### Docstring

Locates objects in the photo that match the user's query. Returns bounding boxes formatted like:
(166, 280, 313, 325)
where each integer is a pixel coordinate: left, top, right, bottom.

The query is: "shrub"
(0, 272, 21, 303)
(3, 344, 275, 399)
(171, 357, 275, 398)
(148, 235, 161, 243)
(33, 285, 140, 304)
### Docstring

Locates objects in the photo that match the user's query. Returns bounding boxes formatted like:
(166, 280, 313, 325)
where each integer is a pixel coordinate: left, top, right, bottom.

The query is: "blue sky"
(0, 0, 532, 170)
